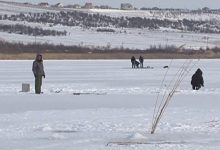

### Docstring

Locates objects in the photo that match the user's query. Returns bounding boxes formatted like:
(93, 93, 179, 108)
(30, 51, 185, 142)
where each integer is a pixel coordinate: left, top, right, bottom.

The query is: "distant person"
(32, 53, 45, 94)
(139, 56, 144, 68)
(191, 68, 204, 90)
(131, 56, 136, 68)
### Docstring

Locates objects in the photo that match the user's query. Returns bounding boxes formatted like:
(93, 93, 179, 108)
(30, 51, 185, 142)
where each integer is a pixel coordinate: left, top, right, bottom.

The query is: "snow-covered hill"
(0, 1, 220, 50)
(90, 8, 220, 22)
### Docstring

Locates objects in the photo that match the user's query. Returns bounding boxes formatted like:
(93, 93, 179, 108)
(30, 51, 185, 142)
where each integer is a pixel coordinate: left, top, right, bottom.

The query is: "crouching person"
(135, 60, 140, 68)
(191, 68, 204, 90)
(32, 54, 45, 94)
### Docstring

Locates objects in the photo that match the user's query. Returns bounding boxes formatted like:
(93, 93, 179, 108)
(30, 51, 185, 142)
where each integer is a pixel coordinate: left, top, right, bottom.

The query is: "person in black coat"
(191, 68, 204, 90)
(131, 56, 136, 68)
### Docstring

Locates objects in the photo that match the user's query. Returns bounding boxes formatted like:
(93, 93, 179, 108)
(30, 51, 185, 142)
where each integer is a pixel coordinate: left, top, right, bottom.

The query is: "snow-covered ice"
(0, 59, 220, 150)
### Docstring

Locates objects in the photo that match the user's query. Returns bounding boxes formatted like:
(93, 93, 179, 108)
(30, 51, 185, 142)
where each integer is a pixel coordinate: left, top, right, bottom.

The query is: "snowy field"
(1, 21, 220, 50)
(0, 59, 220, 150)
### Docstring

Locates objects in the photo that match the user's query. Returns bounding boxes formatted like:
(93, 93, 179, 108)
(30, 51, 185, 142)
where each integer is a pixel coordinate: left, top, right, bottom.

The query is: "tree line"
(0, 40, 219, 54)
(0, 23, 67, 36)
(0, 11, 220, 34)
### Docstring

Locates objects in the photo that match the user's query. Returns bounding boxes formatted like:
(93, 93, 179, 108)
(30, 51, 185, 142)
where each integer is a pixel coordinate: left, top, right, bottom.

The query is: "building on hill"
(64, 4, 81, 9)
(121, 3, 134, 10)
(23, 2, 32, 5)
(53, 3, 63, 8)
(84, 3, 93, 9)
(38, 2, 49, 7)
(100, 5, 111, 9)
(73, 4, 81, 9)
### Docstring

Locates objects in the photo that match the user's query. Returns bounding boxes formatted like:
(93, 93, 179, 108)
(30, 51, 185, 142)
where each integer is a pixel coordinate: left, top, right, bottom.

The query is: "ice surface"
(0, 59, 220, 149)
(126, 133, 148, 140)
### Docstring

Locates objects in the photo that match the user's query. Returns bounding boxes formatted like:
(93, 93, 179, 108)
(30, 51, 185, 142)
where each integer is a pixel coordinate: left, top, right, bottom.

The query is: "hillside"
(0, 1, 220, 51)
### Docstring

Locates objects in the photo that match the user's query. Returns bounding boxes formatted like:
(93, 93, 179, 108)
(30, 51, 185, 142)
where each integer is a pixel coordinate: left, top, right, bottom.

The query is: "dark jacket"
(131, 56, 135, 63)
(32, 54, 45, 77)
(139, 56, 144, 63)
(191, 69, 204, 87)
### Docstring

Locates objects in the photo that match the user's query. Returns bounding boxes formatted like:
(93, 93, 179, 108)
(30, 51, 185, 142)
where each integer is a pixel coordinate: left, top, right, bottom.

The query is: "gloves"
(43, 75, 45, 78)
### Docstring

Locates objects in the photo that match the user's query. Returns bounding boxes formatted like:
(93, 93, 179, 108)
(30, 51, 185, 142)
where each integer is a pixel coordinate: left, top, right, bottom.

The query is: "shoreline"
(0, 52, 220, 60)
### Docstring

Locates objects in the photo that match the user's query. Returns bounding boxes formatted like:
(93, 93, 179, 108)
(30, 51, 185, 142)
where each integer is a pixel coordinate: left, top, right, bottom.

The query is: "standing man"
(131, 56, 136, 68)
(32, 53, 45, 94)
(139, 56, 144, 68)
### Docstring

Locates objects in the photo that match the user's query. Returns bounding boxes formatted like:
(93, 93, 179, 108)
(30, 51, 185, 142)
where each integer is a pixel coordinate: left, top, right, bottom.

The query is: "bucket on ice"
(22, 83, 30, 92)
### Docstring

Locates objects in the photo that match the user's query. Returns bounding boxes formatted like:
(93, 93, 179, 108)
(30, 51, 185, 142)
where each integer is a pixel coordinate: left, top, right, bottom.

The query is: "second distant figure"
(32, 53, 45, 94)
(139, 56, 144, 68)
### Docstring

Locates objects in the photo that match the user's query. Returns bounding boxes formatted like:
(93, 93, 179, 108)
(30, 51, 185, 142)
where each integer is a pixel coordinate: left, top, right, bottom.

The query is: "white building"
(100, 5, 111, 9)
(53, 3, 63, 8)
(38, 2, 49, 7)
(121, 3, 134, 10)
(73, 4, 81, 9)
(84, 3, 93, 9)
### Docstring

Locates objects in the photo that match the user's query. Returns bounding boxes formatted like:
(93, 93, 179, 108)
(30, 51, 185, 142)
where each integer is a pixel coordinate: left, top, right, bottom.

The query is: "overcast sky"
(6, 0, 220, 9)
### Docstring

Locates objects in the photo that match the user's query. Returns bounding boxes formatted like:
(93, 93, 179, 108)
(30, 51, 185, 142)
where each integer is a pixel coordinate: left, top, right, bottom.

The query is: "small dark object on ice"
(73, 92, 107, 95)
(146, 66, 154, 69)
(163, 66, 169, 68)
(107, 140, 186, 146)
(55, 90, 62, 93)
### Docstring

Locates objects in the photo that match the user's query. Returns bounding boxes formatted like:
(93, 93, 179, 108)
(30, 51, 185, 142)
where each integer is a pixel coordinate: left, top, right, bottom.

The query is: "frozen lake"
(0, 59, 220, 150)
